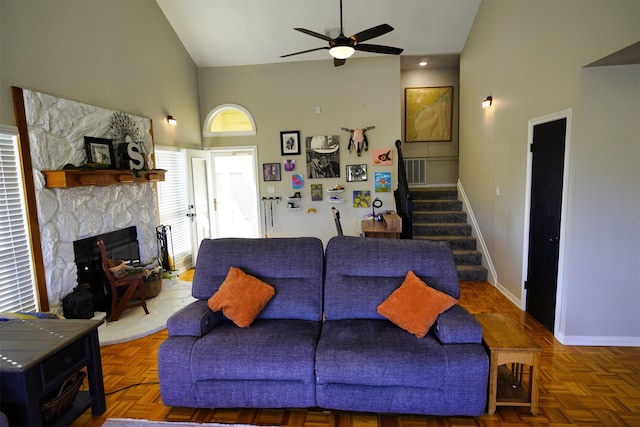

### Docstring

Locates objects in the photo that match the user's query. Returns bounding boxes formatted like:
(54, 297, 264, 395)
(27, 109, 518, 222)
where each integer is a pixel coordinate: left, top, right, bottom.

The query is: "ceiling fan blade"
(294, 28, 334, 42)
(354, 43, 404, 55)
(280, 47, 329, 58)
(334, 58, 347, 67)
(350, 24, 394, 43)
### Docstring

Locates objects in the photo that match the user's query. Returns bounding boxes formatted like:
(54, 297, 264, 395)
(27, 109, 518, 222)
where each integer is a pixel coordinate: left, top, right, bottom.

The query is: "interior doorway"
(523, 110, 572, 333)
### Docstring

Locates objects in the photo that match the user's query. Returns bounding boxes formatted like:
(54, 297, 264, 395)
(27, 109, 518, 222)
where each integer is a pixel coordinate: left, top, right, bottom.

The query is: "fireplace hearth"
(74, 226, 141, 312)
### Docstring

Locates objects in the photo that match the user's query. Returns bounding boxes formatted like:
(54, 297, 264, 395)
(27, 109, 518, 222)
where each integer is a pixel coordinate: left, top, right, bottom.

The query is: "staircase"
(410, 187, 488, 282)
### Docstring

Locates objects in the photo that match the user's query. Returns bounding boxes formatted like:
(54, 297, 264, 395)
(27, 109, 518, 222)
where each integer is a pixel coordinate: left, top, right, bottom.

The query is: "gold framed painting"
(405, 86, 453, 142)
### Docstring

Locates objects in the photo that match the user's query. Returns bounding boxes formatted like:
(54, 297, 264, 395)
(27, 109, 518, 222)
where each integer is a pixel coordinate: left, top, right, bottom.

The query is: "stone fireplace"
(20, 89, 159, 312)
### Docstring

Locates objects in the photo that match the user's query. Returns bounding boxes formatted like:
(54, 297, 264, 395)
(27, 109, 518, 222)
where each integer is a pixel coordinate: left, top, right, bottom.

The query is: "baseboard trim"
(456, 180, 498, 286)
(495, 280, 522, 308)
(556, 333, 640, 347)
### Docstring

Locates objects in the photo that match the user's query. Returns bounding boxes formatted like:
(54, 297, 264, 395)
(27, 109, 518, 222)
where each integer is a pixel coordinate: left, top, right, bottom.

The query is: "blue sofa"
(158, 236, 488, 416)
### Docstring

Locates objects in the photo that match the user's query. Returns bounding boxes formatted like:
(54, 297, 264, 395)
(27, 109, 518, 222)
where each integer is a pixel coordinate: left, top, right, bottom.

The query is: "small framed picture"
(263, 163, 281, 181)
(280, 131, 301, 155)
(311, 184, 323, 201)
(84, 136, 115, 169)
(346, 164, 367, 182)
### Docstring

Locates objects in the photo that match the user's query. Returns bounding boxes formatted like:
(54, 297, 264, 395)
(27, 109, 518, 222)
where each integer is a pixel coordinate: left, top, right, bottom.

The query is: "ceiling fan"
(280, 0, 404, 67)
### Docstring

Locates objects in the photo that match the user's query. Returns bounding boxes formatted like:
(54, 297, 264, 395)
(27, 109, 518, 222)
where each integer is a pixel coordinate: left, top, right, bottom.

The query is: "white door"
(187, 151, 214, 263)
(208, 147, 260, 239)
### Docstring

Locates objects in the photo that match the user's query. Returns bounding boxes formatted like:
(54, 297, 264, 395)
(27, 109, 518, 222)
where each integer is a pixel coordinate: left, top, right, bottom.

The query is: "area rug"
(103, 419, 275, 427)
(97, 278, 196, 346)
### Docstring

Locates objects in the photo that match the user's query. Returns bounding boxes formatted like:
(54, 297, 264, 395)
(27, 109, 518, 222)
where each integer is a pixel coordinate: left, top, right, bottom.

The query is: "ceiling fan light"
(329, 45, 355, 59)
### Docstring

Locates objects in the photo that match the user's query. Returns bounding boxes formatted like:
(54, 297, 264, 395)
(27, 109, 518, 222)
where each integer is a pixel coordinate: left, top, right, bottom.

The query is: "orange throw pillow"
(207, 267, 275, 328)
(377, 270, 457, 338)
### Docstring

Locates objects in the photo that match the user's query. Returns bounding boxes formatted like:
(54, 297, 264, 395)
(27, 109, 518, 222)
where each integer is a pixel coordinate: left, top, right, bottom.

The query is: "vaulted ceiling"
(156, 0, 481, 68)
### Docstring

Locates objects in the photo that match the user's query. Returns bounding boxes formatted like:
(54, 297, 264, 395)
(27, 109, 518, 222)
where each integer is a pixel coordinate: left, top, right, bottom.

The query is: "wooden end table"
(475, 313, 542, 415)
(361, 213, 402, 239)
(0, 318, 106, 426)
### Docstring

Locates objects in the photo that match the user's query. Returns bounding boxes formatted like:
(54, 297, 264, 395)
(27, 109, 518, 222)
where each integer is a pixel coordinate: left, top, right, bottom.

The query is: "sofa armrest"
(166, 300, 222, 337)
(432, 305, 483, 344)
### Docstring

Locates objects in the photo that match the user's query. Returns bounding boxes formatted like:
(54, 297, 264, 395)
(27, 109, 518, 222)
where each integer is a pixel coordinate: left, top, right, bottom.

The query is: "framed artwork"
(374, 172, 391, 192)
(346, 164, 367, 182)
(353, 190, 371, 208)
(84, 137, 116, 169)
(281, 131, 301, 155)
(405, 86, 453, 142)
(284, 159, 296, 171)
(306, 135, 340, 178)
(263, 163, 281, 181)
(372, 148, 392, 166)
(292, 174, 303, 189)
(311, 184, 323, 201)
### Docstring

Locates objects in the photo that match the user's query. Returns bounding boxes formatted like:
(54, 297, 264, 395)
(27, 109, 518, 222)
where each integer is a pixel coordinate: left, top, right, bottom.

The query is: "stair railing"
(394, 139, 413, 239)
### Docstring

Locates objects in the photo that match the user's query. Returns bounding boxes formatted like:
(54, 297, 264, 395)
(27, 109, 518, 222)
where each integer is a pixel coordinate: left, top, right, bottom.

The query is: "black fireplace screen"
(73, 226, 141, 311)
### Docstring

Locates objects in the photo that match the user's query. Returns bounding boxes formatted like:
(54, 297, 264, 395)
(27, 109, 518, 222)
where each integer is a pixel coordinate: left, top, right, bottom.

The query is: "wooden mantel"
(42, 169, 166, 188)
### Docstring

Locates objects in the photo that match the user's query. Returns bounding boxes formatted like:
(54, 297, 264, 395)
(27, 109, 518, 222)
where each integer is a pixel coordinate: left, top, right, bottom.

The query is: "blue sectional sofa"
(158, 236, 489, 416)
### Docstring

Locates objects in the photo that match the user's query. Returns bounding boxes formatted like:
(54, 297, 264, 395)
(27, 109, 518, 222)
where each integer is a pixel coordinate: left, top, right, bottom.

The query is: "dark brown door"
(525, 118, 567, 332)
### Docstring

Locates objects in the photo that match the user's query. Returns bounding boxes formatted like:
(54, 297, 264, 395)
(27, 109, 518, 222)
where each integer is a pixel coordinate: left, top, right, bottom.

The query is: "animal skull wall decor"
(341, 126, 375, 156)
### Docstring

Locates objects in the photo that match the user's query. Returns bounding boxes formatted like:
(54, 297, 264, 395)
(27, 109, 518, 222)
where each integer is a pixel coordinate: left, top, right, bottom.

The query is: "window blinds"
(0, 132, 37, 312)
(155, 149, 192, 271)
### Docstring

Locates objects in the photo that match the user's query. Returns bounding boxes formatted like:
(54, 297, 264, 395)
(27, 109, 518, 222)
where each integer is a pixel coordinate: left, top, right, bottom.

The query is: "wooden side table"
(475, 313, 542, 415)
(0, 319, 106, 426)
(361, 213, 402, 239)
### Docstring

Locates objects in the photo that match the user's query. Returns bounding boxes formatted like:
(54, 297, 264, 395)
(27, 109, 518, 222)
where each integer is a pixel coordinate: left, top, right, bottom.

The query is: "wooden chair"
(331, 207, 344, 236)
(97, 239, 149, 322)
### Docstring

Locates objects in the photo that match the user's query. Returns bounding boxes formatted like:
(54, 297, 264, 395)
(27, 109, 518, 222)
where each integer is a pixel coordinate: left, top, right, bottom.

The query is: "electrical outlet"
(267, 186, 275, 194)
(315, 106, 321, 114)
(496, 186, 500, 196)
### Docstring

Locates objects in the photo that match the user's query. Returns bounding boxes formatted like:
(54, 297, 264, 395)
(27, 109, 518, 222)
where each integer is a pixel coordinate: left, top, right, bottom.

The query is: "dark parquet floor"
(71, 281, 640, 427)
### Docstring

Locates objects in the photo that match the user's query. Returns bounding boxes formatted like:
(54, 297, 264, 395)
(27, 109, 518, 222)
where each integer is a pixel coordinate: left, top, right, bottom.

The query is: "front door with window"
(209, 148, 260, 239)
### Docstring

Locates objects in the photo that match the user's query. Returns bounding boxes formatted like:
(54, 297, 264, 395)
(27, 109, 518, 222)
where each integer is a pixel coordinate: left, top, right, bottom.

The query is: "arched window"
(203, 104, 256, 137)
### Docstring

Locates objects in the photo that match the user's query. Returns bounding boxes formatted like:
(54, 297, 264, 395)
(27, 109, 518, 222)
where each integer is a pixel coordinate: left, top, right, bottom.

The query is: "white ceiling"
(156, 0, 481, 69)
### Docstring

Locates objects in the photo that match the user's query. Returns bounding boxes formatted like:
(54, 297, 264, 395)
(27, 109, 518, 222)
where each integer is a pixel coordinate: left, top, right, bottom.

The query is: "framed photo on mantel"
(84, 137, 116, 169)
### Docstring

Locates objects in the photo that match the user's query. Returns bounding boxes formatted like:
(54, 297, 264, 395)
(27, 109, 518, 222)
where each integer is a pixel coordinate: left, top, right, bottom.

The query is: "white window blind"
(155, 149, 192, 271)
(0, 131, 37, 312)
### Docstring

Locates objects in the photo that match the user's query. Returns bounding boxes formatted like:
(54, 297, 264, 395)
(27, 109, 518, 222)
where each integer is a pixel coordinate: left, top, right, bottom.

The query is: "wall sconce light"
(167, 115, 177, 126)
(482, 96, 493, 109)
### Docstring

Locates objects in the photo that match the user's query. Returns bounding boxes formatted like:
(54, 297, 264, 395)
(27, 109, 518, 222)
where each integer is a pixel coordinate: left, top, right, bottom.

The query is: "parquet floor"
(71, 281, 640, 427)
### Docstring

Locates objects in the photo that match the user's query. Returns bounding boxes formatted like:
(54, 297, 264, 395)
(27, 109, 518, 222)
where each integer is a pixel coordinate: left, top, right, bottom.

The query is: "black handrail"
(393, 139, 413, 239)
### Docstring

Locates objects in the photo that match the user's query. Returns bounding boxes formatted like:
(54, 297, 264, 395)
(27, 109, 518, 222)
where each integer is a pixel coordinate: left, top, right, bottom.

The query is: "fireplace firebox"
(73, 227, 141, 312)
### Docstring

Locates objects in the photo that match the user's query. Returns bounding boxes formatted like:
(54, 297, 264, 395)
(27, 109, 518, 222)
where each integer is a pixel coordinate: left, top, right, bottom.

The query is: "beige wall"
(198, 57, 402, 242)
(0, 0, 201, 148)
(460, 0, 639, 344)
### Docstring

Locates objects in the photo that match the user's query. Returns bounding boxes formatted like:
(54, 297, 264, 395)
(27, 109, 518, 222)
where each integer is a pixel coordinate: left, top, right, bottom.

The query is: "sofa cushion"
(316, 319, 447, 390)
(324, 237, 460, 320)
(208, 267, 275, 328)
(191, 319, 321, 382)
(193, 237, 324, 321)
(377, 270, 457, 338)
